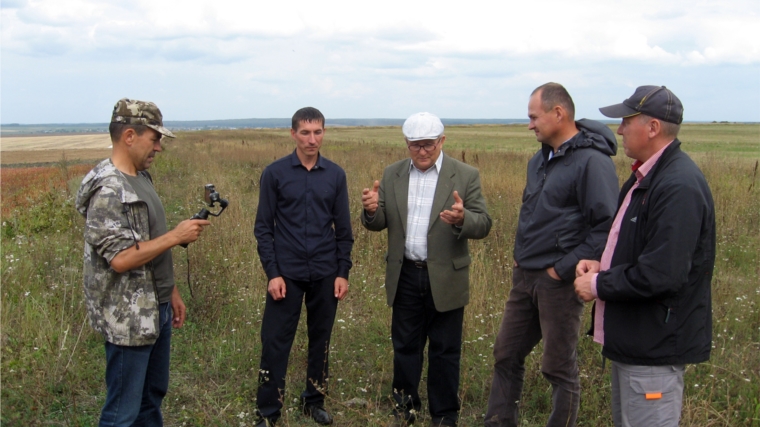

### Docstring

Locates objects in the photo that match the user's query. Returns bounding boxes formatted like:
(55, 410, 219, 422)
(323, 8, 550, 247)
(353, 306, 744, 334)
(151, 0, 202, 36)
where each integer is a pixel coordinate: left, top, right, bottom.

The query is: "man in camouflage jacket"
(76, 98, 209, 426)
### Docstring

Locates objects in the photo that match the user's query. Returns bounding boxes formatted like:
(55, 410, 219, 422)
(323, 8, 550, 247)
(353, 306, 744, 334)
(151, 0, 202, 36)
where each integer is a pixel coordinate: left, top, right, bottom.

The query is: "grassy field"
(1, 123, 758, 426)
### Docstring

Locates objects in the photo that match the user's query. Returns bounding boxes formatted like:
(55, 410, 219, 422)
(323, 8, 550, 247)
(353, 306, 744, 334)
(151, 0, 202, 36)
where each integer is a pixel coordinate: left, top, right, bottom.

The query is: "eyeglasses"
(407, 138, 441, 152)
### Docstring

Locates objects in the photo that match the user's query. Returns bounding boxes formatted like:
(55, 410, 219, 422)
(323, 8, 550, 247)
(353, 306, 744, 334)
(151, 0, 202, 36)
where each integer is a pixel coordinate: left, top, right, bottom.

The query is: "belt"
(403, 258, 427, 268)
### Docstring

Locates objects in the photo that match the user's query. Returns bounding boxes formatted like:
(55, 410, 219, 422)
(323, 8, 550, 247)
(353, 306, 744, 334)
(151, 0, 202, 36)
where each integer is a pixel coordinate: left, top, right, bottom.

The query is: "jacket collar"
(76, 158, 142, 216)
(630, 139, 682, 191)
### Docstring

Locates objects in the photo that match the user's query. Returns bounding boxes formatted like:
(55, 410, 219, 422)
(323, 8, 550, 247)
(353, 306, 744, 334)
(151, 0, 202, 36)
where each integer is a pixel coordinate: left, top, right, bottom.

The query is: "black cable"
(186, 248, 194, 298)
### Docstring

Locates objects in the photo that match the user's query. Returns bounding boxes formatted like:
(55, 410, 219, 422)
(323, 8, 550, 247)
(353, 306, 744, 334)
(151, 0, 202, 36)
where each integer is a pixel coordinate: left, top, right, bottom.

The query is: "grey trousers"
(611, 362, 685, 427)
(485, 267, 584, 427)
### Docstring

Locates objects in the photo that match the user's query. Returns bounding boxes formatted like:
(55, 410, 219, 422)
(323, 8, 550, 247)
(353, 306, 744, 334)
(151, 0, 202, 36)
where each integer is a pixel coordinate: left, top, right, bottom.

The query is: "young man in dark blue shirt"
(253, 107, 353, 427)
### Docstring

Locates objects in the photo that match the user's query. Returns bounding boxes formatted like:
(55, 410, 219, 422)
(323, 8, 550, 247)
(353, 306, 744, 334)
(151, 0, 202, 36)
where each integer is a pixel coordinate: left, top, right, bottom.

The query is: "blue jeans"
(100, 303, 173, 427)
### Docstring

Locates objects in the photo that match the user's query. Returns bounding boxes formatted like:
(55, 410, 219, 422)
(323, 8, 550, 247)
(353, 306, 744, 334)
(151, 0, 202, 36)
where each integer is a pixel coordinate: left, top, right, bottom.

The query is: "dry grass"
(1, 134, 112, 151)
(1, 133, 113, 165)
(1, 123, 758, 426)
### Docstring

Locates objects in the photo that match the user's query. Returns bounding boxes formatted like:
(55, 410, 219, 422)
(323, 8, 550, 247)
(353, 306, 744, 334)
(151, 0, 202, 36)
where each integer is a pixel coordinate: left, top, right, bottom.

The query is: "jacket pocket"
(452, 254, 471, 270)
(630, 366, 680, 406)
(627, 366, 684, 424)
(107, 269, 159, 345)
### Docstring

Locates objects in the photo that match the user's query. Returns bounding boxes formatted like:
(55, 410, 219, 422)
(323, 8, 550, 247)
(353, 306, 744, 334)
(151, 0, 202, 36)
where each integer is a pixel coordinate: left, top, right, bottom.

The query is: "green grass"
(2, 123, 759, 426)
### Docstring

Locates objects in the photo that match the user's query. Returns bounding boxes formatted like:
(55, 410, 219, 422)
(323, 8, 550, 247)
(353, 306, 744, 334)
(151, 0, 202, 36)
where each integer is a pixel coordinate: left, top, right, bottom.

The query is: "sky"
(1, 0, 759, 124)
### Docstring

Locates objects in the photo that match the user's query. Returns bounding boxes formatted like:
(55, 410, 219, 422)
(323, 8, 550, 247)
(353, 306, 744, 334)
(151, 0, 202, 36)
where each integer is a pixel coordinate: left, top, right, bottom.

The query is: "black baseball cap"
(599, 85, 683, 124)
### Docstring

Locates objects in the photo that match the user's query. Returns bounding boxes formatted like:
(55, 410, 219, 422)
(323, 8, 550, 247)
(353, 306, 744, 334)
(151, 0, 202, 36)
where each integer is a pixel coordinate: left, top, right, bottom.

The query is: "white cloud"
(4, 0, 758, 64)
(1, 0, 758, 123)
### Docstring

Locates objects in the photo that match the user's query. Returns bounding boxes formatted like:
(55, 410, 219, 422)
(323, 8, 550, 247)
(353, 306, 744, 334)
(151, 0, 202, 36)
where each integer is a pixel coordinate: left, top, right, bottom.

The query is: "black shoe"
(253, 417, 274, 427)
(390, 408, 416, 426)
(253, 410, 276, 427)
(303, 404, 333, 425)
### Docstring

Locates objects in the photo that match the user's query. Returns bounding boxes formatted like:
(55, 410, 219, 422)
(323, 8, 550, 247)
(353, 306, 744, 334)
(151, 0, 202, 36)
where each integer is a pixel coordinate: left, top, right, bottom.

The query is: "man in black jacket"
(575, 86, 715, 427)
(485, 83, 619, 427)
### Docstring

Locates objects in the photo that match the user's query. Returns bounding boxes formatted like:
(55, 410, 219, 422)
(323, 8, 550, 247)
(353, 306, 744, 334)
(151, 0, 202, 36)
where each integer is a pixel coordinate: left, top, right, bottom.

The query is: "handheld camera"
(191, 184, 228, 220)
(181, 184, 228, 248)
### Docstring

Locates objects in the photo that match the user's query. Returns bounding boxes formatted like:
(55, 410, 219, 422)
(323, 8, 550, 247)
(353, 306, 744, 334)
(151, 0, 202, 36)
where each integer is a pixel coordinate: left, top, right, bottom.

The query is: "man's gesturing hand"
(362, 180, 380, 215)
(440, 190, 465, 226)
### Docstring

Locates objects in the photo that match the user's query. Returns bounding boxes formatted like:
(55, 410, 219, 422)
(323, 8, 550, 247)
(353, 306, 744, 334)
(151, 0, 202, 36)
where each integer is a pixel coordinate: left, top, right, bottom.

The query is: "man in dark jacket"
(575, 86, 715, 427)
(485, 83, 619, 427)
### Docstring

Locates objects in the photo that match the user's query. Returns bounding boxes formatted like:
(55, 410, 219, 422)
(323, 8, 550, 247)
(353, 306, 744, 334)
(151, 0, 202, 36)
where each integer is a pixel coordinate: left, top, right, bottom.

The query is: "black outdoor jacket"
(594, 140, 715, 366)
(514, 119, 619, 282)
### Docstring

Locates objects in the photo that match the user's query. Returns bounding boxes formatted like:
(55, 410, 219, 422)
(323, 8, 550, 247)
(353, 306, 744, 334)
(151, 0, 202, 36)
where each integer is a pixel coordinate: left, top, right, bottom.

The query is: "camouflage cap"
(111, 98, 176, 138)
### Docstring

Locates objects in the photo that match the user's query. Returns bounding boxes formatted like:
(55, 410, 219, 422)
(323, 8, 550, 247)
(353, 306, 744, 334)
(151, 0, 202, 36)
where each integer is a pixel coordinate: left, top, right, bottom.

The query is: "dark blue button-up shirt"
(254, 150, 353, 282)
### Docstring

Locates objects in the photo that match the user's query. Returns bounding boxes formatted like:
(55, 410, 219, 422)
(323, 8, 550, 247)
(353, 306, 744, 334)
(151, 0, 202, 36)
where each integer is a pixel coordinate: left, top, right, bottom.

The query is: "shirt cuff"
(591, 273, 599, 299)
(265, 267, 281, 281)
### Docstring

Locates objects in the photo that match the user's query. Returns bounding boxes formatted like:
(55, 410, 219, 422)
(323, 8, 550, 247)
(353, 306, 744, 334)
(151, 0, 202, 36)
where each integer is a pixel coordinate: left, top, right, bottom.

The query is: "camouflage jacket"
(75, 159, 160, 346)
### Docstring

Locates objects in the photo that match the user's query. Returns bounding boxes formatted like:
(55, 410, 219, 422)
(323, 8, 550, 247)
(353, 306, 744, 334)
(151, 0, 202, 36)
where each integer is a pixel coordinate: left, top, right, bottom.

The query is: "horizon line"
(2, 118, 757, 127)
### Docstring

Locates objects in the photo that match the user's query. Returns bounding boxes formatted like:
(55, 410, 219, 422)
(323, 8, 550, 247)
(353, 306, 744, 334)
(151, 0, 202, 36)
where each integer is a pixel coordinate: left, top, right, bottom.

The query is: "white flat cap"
(402, 112, 444, 141)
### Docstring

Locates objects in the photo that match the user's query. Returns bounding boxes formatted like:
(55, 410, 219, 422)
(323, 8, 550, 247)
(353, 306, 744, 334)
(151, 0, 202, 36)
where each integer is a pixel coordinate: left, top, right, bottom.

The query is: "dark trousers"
(392, 259, 464, 426)
(485, 267, 583, 427)
(256, 274, 338, 421)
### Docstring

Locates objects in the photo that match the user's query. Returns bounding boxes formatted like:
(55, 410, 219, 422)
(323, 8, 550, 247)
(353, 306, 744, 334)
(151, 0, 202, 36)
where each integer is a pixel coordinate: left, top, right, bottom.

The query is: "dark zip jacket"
(595, 140, 715, 365)
(514, 119, 619, 282)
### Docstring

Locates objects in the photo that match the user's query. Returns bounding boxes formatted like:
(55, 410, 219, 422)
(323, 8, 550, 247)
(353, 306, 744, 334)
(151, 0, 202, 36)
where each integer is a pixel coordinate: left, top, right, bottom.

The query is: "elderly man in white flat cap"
(361, 112, 492, 427)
